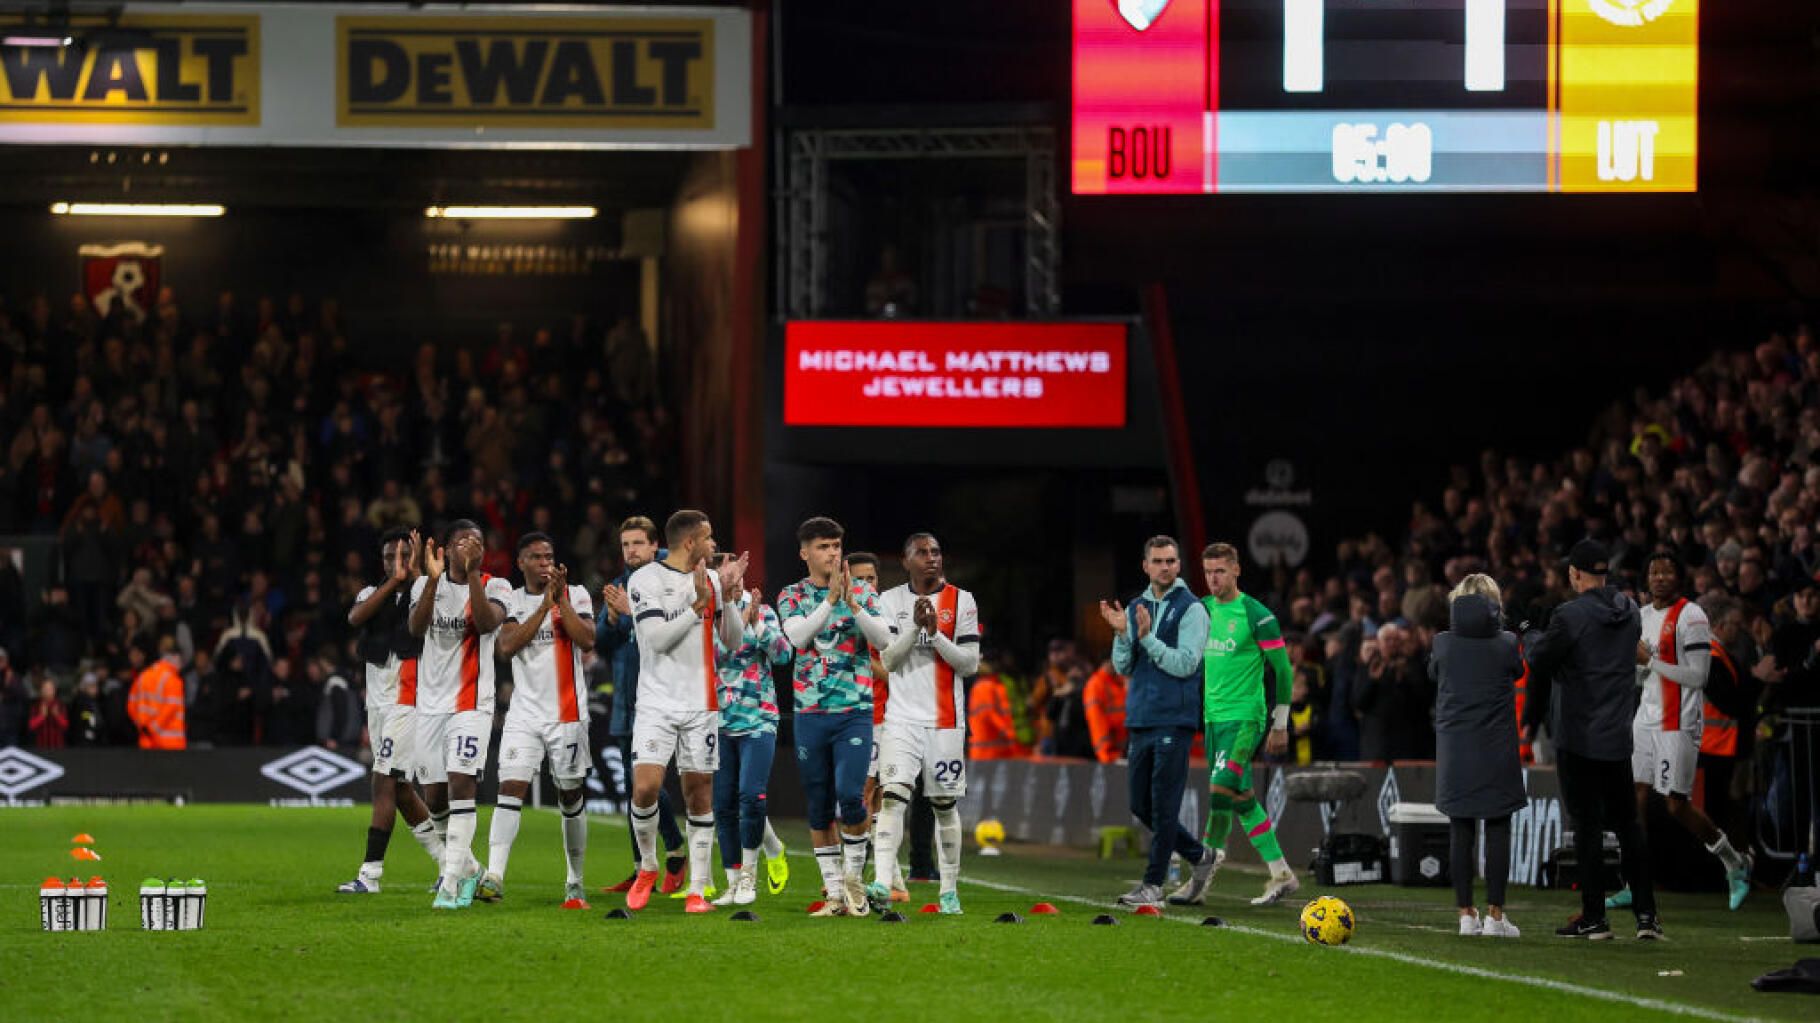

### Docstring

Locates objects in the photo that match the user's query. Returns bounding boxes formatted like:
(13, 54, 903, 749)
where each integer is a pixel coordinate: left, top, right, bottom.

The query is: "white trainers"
(1481, 913, 1521, 938)
(734, 864, 758, 906)
(1250, 870, 1300, 906)
(1167, 848, 1225, 905)
(1458, 910, 1481, 936)
(841, 877, 871, 916)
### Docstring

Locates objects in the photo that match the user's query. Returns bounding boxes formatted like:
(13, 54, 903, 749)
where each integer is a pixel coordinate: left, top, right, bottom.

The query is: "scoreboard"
(1072, 0, 1697, 193)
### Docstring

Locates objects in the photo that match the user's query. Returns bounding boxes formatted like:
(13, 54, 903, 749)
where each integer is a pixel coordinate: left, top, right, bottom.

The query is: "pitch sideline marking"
(575, 810, 1763, 1021)
(958, 875, 1764, 1023)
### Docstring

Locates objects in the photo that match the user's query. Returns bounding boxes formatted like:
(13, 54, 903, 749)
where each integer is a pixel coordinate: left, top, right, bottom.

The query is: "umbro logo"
(0, 746, 65, 805)
(261, 747, 365, 799)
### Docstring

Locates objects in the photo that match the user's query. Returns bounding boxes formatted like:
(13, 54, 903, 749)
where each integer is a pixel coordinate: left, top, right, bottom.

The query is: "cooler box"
(1386, 803, 1451, 887)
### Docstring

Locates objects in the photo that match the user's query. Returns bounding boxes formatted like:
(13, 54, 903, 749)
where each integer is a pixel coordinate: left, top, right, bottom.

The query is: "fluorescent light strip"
(424, 205, 597, 220)
(4, 33, 73, 47)
(50, 202, 225, 217)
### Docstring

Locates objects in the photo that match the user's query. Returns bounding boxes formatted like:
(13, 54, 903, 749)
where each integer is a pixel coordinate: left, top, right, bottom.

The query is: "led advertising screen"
(783, 321, 1129, 429)
(1073, 0, 1698, 193)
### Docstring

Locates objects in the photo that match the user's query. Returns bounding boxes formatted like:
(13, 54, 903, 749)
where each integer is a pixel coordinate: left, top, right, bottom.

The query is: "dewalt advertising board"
(0, 3, 748, 149)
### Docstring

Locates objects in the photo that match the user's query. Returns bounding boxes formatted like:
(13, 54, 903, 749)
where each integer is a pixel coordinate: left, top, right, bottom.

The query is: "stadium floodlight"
(424, 205, 597, 220)
(50, 202, 226, 217)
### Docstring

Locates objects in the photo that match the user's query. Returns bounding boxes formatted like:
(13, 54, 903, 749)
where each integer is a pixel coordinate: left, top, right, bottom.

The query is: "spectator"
(965, 659, 1021, 760)
(1082, 659, 1127, 763)
(127, 642, 187, 750)
(0, 647, 29, 745)
(66, 671, 106, 746)
(311, 652, 360, 751)
(1352, 623, 1435, 760)
(28, 677, 67, 749)
(116, 566, 173, 635)
(1043, 657, 1094, 758)
(1028, 637, 1075, 750)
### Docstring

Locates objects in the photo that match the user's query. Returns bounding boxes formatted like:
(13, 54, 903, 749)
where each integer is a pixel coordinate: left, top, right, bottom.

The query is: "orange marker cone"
(70, 848, 101, 862)
(72, 834, 96, 845)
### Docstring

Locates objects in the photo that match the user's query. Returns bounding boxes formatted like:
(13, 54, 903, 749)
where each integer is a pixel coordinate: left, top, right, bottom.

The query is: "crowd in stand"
(0, 286, 667, 750)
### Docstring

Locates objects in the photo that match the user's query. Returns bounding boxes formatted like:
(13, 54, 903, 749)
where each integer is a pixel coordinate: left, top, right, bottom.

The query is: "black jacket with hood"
(1521, 584, 1642, 761)
(1430, 594, 1527, 819)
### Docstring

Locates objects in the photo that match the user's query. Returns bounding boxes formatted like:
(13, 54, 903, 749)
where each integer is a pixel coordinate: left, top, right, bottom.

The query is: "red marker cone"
(805, 900, 827, 914)
(1134, 904, 1163, 917)
(1030, 902, 1059, 915)
(919, 903, 941, 914)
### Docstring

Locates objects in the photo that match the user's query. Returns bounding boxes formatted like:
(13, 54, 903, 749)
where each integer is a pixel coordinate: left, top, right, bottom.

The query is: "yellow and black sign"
(0, 15, 259, 125)
(336, 16, 714, 130)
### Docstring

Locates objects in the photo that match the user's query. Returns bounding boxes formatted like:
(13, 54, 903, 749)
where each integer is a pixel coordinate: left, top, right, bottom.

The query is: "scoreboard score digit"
(1071, 0, 1698, 194)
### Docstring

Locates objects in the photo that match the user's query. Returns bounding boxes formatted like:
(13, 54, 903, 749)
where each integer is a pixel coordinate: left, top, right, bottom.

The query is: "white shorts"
(631, 707, 720, 775)
(1632, 725, 1699, 797)
(371, 704, 417, 779)
(498, 718, 591, 787)
(876, 722, 967, 800)
(415, 710, 493, 785)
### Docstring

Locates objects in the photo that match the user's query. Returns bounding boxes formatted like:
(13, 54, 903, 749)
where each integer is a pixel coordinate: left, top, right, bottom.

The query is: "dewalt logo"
(0, 15, 258, 125)
(336, 16, 713, 130)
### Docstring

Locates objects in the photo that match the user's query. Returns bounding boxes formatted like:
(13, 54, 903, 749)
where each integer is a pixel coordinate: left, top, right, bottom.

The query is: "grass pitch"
(0, 805, 1807, 1021)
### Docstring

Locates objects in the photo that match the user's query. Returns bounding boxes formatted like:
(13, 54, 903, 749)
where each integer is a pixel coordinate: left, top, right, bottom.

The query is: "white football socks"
(873, 798, 908, 889)
(686, 814, 715, 895)
(487, 795, 522, 881)
(761, 820, 784, 859)
(411, 819, 444, 865)
(814, 844, 843, 893)
(630, 801, 661, 872)
(560, 801, 588, 886)
(840, 830, 869, 881)
(934, 803, 962, 896)
(1708, 833, 1746, 873)
(442, 799, 477, 889)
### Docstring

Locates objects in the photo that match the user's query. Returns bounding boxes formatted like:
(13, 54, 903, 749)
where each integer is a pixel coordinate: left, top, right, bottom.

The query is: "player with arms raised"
(868, 533, 979, 915)
(1173, 542, 1299, 907)
(477, 532, 596, 909)
(620, 510, 747, 913)
(338, 527, 444, 893)
(409, 519, 512, 910)
(777, 517, 896, 916)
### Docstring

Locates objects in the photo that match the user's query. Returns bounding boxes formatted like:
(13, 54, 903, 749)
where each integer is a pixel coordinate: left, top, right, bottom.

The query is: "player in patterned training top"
(868, 533, 980, 915)
(477, 533, 596, 909)
(337, 528, 444, 893)
(778, 517, 897, 917)
(409, 519, 512, 910)
(622, 510, 748, 913)
(710, 579, 794, 905)
(1607, 552, 1752, 912)
(1172, 542, 1300, 907)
